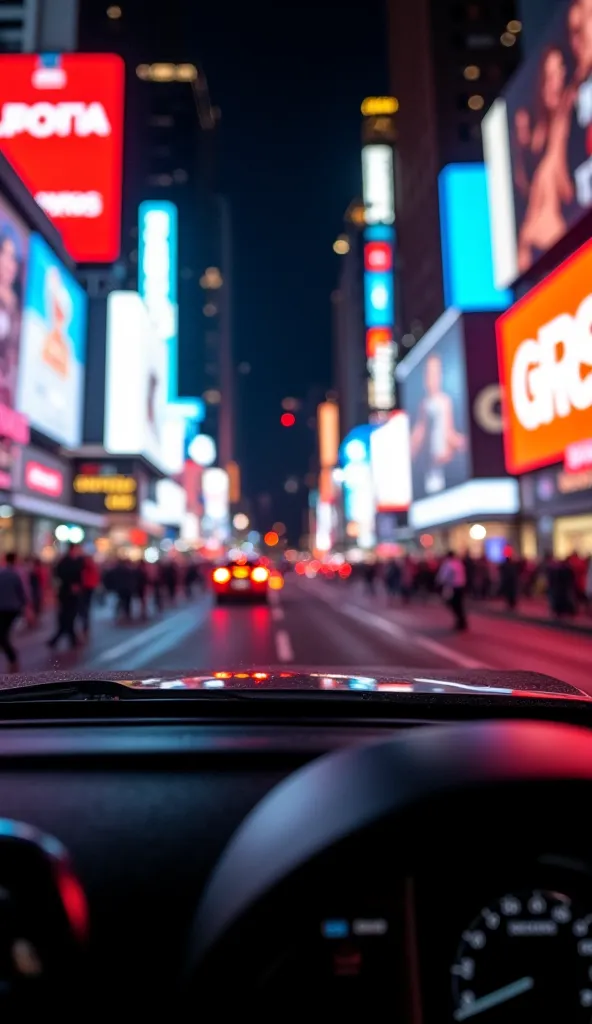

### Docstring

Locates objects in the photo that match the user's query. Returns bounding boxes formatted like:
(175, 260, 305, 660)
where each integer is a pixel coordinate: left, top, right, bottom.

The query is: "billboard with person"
(0, 194, 29, 416)
(483, 0, 592, 288)
(397, 312, 470, 501)
(17, 233, 87, 447)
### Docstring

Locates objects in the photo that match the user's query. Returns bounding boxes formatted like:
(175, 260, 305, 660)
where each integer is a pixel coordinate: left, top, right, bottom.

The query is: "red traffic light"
(280, 413, 295, 427)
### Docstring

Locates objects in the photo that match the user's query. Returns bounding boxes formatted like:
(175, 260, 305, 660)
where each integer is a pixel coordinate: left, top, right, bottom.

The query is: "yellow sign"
(361, 96, 399, 116)
(105, 494, 136, 511)
(74, 475, 137, 495)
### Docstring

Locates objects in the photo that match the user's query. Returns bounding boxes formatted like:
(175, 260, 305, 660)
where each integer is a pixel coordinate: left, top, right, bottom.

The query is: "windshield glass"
(0, 0, 588, 695)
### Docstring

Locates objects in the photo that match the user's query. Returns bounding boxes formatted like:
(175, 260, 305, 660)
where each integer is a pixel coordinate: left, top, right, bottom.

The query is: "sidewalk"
(341, 579, 592, 636)
(473, 595, 592, 635)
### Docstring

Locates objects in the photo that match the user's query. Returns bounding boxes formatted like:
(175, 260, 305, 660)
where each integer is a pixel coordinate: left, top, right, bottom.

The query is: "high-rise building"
(387, 0, 522, 341)
(0, 0, 78, 53)
(76, 0, 234, 463)
(331, 202, 367, 441)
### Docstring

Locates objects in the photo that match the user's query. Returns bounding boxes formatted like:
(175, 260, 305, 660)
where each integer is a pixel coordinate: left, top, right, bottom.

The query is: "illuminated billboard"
(0, 53, 125, 263)
(496, 236, 592, 475)
(0, 192, 30, 449)
(362, 145, 394, 225)
(104, 291, 168, 471)
(370, 412, 411, 512)
(138, 201, 178, 400)
(482, 1, 592, 289)
(398, 309, 506, 503)
(364, 269, 394, 328)
(438, 164, 511, 311)
(17, 233, 87, 447)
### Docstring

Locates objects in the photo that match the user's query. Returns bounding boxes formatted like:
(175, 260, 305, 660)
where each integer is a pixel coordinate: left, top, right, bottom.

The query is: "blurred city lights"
(233, 513, 250, 531)
(463, 65, 480, 81)
(361, 96, 399, 116)
(281, 412, 296, 427)
(468, 94, 485, 111)
(136, 62, 198, 82)
(507, 19, 522, 33)
(247, 530, 260, 543)
(107, 5, 122, 18)
(281, 397, 299, 411)
(268, 574, 285, 591)
(469, 524, 487, 541)
(188, 434, 216, 467)
(272, 522, 286, 535)
(284, 478, 299, 493)
(203, 303, 217, 317)
(500, 31, 516, 46)
(419, 533, 434, 548)
(203, 389, 222, 404)
(333, 236, 350, 255)
(344, 438, 367, 463)
(264, 531, 279, 547)
(199, 266, 223, 289)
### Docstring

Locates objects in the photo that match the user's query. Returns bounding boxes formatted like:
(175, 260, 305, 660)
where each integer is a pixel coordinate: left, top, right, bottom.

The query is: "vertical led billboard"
(17, 233, 87, 447)
(370, 411, 411, 512)
(0, 53, 125, 263)
(362, 145, 395, 225)
(104, 291, 168, 471)
(438, 164, 512, 311)
(138, 201, 178, 400)
(362, 145, 396, 412)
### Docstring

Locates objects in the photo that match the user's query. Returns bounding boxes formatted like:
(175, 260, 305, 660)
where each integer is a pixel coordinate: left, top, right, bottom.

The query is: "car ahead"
(211, 559, 272, 603)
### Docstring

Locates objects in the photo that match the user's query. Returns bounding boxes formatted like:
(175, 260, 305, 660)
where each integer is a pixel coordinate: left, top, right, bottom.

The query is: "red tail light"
(213, 567, 231, 584)
(251, 566, 269, 583)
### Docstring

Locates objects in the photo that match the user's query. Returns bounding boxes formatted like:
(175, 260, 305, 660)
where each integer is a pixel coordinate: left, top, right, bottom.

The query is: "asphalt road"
(4, 575, 592, 694)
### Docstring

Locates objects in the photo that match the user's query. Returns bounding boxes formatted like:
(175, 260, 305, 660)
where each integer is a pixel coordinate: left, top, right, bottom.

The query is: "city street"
(5, 575, 592, 695)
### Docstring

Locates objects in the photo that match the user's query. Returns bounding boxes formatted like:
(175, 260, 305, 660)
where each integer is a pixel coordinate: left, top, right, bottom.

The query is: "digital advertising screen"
(104, 291, 169, 472)
(17, 233, 87, 447)
(483, 0, 592, 288)
(0, 53, 125, 263)
(496, 236, 592, 475)
(0, 193, 29, 415)
(398, 312, 471, 501)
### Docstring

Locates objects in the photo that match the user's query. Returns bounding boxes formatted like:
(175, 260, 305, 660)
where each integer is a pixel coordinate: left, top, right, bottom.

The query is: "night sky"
(194, 4, 388, 541)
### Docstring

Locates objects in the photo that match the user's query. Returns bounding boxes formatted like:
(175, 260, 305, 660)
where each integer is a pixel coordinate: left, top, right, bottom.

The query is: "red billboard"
(0, 53, 125, 263)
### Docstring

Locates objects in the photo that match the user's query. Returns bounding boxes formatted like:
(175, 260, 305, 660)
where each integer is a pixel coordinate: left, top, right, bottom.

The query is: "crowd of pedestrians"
(0, 544, 206, 672)
(354, 550, 592, 633)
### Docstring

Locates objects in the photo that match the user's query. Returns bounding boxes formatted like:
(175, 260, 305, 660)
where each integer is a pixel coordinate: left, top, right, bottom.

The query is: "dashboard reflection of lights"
(413, 677, 512, 694)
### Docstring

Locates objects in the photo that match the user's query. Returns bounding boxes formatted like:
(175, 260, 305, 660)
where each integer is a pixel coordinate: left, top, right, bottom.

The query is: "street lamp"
(333, 236, 350, 255)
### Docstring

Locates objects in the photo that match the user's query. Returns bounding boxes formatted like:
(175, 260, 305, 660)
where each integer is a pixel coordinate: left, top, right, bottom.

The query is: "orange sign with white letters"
(496, 237, 592, 476)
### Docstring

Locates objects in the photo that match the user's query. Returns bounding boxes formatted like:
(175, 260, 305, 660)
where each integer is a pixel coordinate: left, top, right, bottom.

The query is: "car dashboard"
(0, 673, 591, 1021)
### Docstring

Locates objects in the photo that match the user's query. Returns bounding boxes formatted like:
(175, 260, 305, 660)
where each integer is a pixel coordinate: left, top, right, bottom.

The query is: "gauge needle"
(454, 976, 535, 1020)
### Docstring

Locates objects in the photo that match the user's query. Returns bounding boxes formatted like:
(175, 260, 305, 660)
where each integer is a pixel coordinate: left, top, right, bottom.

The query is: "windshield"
(0, 0, 588, 695)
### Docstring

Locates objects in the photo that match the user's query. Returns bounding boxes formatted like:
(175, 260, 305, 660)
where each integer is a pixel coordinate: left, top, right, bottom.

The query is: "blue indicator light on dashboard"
(322, 919, 349, 939)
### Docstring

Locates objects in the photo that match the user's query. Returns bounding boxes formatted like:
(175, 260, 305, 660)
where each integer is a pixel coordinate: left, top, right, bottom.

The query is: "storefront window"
(554, 516, 592, 559)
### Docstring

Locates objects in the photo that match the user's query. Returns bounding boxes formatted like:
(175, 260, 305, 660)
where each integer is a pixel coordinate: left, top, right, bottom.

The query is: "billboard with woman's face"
(483, 0, 592, 288)
(17, 233, 87, 447)
(0, 194, 29, 412)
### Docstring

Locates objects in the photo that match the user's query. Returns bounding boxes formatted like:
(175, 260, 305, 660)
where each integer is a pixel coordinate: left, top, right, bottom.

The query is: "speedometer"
(451, 889, 592, 1021)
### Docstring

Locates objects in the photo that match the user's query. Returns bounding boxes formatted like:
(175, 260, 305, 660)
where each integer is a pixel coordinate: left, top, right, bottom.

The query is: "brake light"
(213, 567, 231, 584)
(232, 567, 249, 578)
(251, 566, 269, 583)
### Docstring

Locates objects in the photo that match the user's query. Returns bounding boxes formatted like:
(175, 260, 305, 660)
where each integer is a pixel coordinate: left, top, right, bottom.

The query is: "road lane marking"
(125, 602, 212, 669)
(341, 604, 487, 669)
(302, 581, 487, 669)
(275, 629, 294, 662)
(89, 602, 209, 666)
(271, 605, 284, 621)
